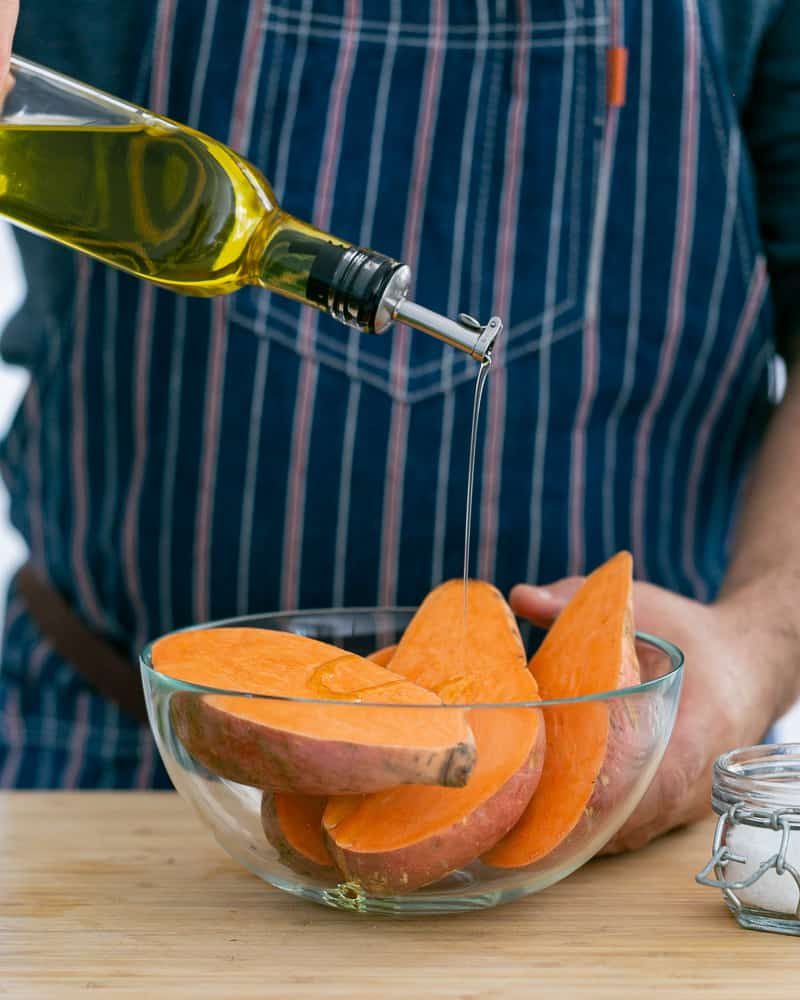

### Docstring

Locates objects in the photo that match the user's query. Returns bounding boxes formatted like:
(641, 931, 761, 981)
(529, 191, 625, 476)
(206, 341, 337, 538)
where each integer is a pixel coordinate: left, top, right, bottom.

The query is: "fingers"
(0, 0, 18, 81)
(509, 577, 584, 627)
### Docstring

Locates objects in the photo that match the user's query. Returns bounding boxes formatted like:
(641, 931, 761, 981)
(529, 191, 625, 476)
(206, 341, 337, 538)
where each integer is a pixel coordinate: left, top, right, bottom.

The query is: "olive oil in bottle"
(0, 57, 502, 359)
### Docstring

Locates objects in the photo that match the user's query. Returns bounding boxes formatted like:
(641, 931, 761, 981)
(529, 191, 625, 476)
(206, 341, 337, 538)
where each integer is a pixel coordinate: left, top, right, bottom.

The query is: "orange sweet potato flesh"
(367, 645, 397, 666)
(152, 628, 475, 795)
(324, 580, 545, 893)
(483, 551, 640, 868)
(261, 792, 333, 878)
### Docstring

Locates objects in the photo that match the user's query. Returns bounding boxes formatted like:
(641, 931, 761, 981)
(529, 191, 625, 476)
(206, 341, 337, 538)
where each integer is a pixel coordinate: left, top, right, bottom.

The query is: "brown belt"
(15, 563, 148, 722)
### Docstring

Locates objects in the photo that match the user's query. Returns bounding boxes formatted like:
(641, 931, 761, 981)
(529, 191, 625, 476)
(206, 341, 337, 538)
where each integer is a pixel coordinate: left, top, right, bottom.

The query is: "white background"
(0, 221, 797, 739)
(0, 222, 28, 626)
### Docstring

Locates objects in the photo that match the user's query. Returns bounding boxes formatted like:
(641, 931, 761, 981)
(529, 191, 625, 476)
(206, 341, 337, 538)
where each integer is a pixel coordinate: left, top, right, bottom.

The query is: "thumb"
(0, 0, 18, 82)
(509, 576, 585, 628)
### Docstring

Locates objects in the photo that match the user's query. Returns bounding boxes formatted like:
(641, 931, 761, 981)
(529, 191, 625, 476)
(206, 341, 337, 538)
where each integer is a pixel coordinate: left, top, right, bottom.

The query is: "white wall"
(0, 221, 797, 740)
(0, 222, 28, 629)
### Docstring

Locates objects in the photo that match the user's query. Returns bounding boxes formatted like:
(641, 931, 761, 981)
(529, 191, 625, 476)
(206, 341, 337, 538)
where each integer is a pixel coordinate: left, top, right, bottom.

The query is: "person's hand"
(509, 576, 781, 854)
(0, 0, 19, 103)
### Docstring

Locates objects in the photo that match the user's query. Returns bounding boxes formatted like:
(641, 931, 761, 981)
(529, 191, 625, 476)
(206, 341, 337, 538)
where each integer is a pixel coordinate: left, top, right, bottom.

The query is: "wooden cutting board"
(1, 792, 794, 998)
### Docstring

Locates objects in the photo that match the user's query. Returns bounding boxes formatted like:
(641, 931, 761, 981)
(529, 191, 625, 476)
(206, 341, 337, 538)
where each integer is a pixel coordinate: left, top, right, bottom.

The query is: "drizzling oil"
(463, 356, 492, 626)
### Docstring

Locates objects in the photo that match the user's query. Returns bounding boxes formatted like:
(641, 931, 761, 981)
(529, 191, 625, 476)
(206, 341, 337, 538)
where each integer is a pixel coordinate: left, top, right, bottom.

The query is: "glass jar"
(696, 744, 800, 936)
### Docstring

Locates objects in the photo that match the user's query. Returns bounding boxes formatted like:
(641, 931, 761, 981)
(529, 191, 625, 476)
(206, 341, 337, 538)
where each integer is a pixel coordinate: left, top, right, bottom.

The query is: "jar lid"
(712, 743, 800, 825)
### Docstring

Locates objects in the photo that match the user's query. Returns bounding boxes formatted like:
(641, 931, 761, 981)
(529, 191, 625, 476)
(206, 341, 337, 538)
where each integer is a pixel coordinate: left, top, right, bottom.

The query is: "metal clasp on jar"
(696, 801, 800, 920)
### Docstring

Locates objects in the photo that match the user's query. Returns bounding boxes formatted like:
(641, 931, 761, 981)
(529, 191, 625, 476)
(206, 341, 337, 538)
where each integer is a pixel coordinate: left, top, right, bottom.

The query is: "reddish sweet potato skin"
(585, 631, 648, 821)
(260, 792, 333, 879)
(324, 722, 546, 894)
(170, 692, 476, 795)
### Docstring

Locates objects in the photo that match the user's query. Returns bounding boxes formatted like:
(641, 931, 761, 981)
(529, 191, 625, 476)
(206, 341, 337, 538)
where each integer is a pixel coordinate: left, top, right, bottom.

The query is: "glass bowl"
(140, 608, 683, 915)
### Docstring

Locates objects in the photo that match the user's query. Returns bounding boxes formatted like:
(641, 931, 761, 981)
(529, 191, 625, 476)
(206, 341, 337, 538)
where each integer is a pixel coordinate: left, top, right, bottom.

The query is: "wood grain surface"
(1, 792, 794, 998)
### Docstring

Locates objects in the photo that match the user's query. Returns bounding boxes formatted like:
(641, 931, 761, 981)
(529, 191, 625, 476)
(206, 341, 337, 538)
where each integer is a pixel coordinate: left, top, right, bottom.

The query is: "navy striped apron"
(0, 0, 776, 787)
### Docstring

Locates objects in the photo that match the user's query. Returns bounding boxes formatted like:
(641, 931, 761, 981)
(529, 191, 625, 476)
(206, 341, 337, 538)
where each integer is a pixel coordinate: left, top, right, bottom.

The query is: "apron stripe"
(230, 2, 269, 152)
(468, 56, 504, 321)
(567, 0, 623, 576)
(100, 270, 121, 633)
(134, 727, 156, 788)
(631, 0, 699, 575)
(29, 639, 52, 682)
(272, 0, 316, 202)
(332, 381, 362, 605)
(527, 0, 579, 583)
(356, 0, 402, 250)
(0, 687, 24, 787)
(281, 0, 362, 610)
(122, 281, 156, 649)
(69, 260, 106, 629)
(187, 0, 220, 127)
(159, 0, 218, 630)
(236, 339, 271, 613)
(378, 0, 448, 605)
(158, 295, 187, 630)
(63, 692, 90, 788)
(23, 384, 45, 568)
(477, 0, 530, 582)
(3, 596, 24, 636)
(71, 255, 116, 772)
(98, 700, 122, 788)
(333, 0, 401, 605)
(431, 0, 490, 586)
(192, 298, 228, 622)
(707, 340, 773, 584)
(238, 1, 311, 612)
(601, 0, 652, 557)
(151, 0, 176, 105)
(683, 260, 768, 598)
(121, 0, 177, 647)
(193, 0, 266, 622)
(659, 127, 741, 590)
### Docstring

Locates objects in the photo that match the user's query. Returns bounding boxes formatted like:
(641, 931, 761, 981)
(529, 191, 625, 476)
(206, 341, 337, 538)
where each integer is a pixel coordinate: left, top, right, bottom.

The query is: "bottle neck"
(305, 243, 409, 334)
(256, 214, 500, 361)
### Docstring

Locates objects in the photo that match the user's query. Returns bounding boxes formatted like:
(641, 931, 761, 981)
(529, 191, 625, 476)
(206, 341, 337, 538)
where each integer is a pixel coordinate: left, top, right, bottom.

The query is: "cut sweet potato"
(261, 791, 333, 878)
(324, 580, 544, 893)
(152, 628, 476, 795)
(367, 645, 397, 666)
(483, 551, 641, 869)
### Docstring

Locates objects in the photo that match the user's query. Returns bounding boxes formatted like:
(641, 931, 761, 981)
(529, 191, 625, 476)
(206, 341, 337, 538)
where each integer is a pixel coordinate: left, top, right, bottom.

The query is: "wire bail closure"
(695, 802, 800, 920)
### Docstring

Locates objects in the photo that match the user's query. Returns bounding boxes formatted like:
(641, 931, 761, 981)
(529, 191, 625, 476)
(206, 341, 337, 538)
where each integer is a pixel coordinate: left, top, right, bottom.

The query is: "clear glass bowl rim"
(140, 605, 683, 710)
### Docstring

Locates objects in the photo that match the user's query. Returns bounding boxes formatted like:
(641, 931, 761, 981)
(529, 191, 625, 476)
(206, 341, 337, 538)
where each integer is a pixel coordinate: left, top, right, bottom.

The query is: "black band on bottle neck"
(306, 244, 403, 333)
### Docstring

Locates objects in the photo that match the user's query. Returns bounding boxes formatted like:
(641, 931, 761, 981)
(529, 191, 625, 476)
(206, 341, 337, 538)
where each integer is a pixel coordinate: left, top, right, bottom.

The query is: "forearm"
(717, 361, 800, 717)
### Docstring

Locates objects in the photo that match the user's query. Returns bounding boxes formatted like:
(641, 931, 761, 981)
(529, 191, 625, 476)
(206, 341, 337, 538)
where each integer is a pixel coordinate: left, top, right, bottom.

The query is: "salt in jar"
(696, 744, 800, 936)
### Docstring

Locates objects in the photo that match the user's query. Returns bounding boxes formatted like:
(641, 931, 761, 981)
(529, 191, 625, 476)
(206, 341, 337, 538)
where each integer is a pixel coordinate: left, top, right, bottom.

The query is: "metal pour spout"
(368, 260, 501, 362)
(392, 300, 502, 363)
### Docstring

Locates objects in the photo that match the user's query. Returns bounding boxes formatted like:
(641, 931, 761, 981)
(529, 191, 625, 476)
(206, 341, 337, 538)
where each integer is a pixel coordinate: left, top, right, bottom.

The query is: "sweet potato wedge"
(367, 645, 397, 666)
(323, 580, 544, 893)
(261, 792, 333, 878)
(152, 628, 476, 795)
(483, 551, 641, 869)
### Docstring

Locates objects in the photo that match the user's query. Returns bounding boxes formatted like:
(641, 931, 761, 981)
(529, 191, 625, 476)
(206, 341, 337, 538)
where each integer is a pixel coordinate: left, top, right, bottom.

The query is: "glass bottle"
(0, 56, 500, 361)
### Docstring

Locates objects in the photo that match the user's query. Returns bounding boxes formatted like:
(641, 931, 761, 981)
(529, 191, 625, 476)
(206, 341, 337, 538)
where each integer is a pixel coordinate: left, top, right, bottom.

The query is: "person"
(0, 0, 798, 854)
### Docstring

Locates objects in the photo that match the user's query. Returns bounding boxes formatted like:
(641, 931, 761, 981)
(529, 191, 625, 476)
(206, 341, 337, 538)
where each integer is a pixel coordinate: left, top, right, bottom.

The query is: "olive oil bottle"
(0, 57, 501, 360)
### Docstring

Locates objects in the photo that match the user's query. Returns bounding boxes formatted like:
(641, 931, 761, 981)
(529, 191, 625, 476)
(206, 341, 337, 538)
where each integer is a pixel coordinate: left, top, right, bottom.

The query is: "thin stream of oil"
(463, 357, 492, 628)
(312, 355, 491, 703)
